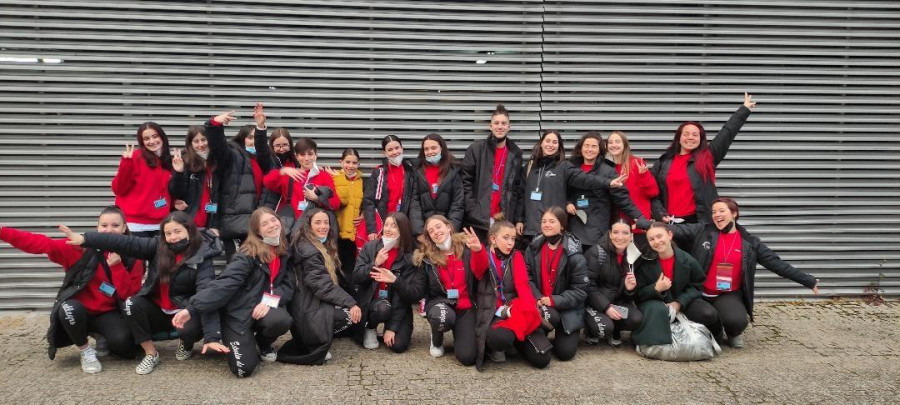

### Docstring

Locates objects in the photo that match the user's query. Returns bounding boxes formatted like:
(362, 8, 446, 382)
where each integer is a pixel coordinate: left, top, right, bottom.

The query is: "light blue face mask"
(318, 236, 328, 243)
(425, 153, 442, 165)
(245, 147, 256, 154)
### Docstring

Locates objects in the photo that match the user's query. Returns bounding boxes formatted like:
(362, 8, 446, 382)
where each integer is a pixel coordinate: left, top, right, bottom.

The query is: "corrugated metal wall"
(0, 0, 897, 309)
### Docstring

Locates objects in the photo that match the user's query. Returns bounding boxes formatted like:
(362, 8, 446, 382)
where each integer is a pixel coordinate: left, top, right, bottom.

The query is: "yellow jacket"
(333, 170, 365, 240)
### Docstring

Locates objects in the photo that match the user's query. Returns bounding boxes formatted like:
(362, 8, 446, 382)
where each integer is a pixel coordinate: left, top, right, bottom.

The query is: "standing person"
(328, 148, 365, 280)
(262, 137, 340, 235)
(171, 207, 294, 377)
(363, 135, 420, 241)
(278, 209, 362, 365)
(583, 221, 643, 347)
(1, 206, 143, 373)
(519, 130, 630, 244)
(667, 197, 819, 348)
(525, 207, 590, 362)
(111, 122, 173, 237)
(352, 213, 426, 353)
(169, 122, 227, 231)
(630, 222, 708, 347)
(461, 104, 525, 242)
(651, 93, 756, 225)
(252, 104, 295, 210)
(606, 130, 659, 248)
(60, 211, 226, 375)
(409, 133, 465, 234)
(477, 220, 548, 370)
(566, 132, 648, 249)
(415, 215, 488, 366)
(206, 109, 263, 257)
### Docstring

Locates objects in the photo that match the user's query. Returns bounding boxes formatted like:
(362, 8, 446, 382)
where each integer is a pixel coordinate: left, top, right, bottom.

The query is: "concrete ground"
(0, 300, 897, 404)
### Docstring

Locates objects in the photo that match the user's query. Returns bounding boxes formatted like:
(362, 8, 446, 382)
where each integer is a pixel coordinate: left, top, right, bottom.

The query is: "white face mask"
(381, 236, 398, 250)
(153, 148, 163, 157)
(318, 236, 328, 244)
(436, 236, 453, 251)
(197, 150, 209, 160)
(388, 154, 403, 166)
(262, 235, 280, 247)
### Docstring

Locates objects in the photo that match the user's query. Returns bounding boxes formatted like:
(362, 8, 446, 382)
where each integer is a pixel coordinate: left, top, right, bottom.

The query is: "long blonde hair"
(413, 215, 467, 268)
(607, 130, 635, 178)
(297, 209, 340, 284)
(239, 208, 287, 263)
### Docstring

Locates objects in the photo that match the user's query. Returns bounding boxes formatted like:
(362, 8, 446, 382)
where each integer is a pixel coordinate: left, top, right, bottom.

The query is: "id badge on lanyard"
(715, 263, 734, 291)
(261, 292, 281, 308)
(576, 195, 589, 208)
(153, 196, 167, 209)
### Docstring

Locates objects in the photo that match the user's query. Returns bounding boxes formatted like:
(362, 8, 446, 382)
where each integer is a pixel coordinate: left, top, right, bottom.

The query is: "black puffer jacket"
(278, 239, 357, 365)
(521, 158, 614, 237)
(525, 233, 590, 334)
(409, 161, 465, 234)
(83, 230, 223, 343)
(567, 158, 647, 245)
(362, 159, 421, 235)
(584, 234, 636, 312)
(670, 222, 817, 322)
(352, 240, 427, 337)
(461, 136, 525, 231)
(186, 252, 294, 333)
(206, 121, 260, 239)
(650, 106, 751, 225)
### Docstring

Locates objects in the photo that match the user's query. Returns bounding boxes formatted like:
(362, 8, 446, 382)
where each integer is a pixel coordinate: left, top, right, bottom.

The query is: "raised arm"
(709, 93, 755, 166)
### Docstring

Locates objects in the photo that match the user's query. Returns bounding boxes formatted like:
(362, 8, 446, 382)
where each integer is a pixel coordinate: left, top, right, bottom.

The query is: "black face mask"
(488, 133, 506, 147)
(493, 247, 512, 261)
(721, 221, 735, 233)
(277, 152, 293, 163)
(167, 238, 190, 253)
(544, 233, 563, 245)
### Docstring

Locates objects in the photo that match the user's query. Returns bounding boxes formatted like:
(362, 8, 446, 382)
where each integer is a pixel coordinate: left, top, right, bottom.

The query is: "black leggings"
(704, 291, 749, 337)
(56, 299, 136, 358)
(426, 303, 477, 366)
(365, 299, 412, 353)
(223, 306, 291, 378)
(124, 296, 203, 347)
(337, 238, 358, 282)
(539, 306, 580, 361)
(583, 301, 643, 340)
(485, 319, 551, 369)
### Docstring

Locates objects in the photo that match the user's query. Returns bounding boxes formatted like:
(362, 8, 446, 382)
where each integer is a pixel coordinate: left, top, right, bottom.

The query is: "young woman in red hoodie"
(263, 137, 340, 235)
(607, 130, 659, 248)
(112, 122, 173, 237)
(0, 206, 143, 373)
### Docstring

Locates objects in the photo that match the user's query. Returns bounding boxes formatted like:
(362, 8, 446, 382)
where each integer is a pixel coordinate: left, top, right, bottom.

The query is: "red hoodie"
(263, 167, 340, 217)
(0, 227, 144, 314)
(111, 153, 172, 225)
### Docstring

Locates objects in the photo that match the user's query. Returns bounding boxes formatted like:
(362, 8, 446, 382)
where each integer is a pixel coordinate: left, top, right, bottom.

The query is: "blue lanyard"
(488, 251, 507, 303)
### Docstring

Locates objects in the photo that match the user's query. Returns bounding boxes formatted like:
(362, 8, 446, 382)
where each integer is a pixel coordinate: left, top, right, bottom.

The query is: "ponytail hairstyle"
(99, 205, 130, 235)
(531, 129, 565, 164)
(341, 148, 360, 160)
(240, 207, 288, 263)
(156, 211, 203, 284)
(136, 122, 172, 170)
(662, 122, 715, 183)
(295, 208, 340, 284)
(417, 133, 454, 180)
(571, 131, 605, 165)
(182, 125, 211, 173)
(606, 130, 635, 178)
(381, 134, 403, 151)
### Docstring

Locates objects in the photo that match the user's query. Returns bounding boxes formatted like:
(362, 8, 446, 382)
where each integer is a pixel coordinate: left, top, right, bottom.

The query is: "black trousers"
(539, 306, 580, 361)
(124, 296, 203, 347)
(703, 291, 749, 337)
(426, 303, 477, 366)
(337, 238, 358, 283)
(222, 237, 245, 261)
(584, 301, 643, 340)
(682, 298, 720, 335)
(364, 299, 412, 353)
(485, 319, 551, 369)
(56, 299, 136, 358)
(223, 306, 291, 378)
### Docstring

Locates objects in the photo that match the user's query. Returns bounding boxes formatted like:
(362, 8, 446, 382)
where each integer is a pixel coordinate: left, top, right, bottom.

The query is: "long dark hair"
(156, 211, 203, 284)
(571, 132, 605, 165)
(662, 121, 715, 183)
(182, 125, 210, 173)
(232, 125, 255, 147)
(270, 128, 299, 167)
(136, 122, 172, 170)
(417, 133, 454, 180)
(294, 208, 340, 284)
(381, 135, 403, 151)
(531, 130, 565, 164)
(385, 212, 414, 254)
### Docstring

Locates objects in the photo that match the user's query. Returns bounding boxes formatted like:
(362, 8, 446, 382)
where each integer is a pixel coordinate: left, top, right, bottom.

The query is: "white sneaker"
(259, 346, 277, 363)
(135, 353, 160, 375)
(728, 334, 745, 349)
(324, 351, 333, 361)
(608, 337, 623, 348)
(80, 347, 102, 374)
(429, 334, 444, 358)
(489, 350, 506, 363)
(92, 335, 110, 357)
(175, 341, 193, 361)
(363, 328, 379, 350)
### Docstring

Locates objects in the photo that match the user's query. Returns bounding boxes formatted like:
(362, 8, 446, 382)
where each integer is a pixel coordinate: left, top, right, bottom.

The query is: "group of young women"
(2, 93, 821, 377)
